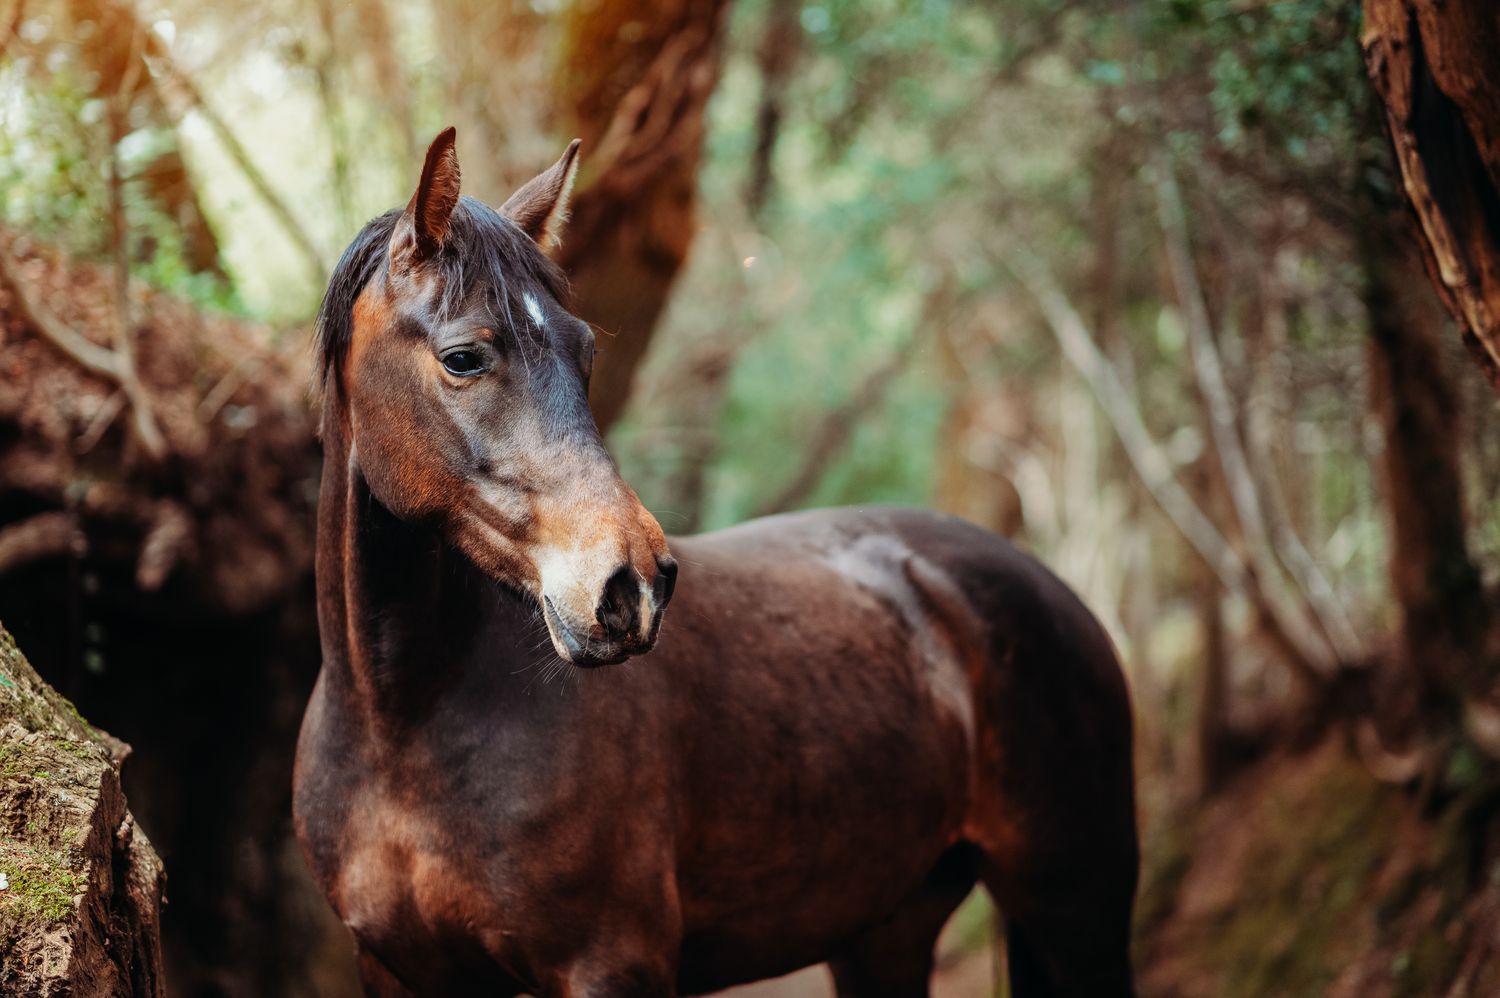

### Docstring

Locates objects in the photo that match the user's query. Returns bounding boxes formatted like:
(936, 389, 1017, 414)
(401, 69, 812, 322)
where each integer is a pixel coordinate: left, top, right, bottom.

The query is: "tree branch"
(143, 34, 327, 284)
(744, 0, 801, 220)
(999, 247, 1332, 690)
(0, 512, 82, 575)
(0, 243, 168, 458)
(991, 0, 1076, 85)
(0, 248, 122, 379)
(106, 23, 167, 460)
(1153, 160, 1352, 665)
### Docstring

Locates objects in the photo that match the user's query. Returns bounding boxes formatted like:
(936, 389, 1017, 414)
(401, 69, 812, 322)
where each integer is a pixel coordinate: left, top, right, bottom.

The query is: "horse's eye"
(442, 350, 485, 377)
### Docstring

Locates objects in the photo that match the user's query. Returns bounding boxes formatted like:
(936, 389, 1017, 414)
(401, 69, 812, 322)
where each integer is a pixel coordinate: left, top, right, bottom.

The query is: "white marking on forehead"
(522, 292, 545, 327)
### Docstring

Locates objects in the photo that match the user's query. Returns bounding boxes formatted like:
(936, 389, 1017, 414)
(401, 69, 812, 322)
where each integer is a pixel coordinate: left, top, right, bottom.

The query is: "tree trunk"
(431, 0, 553, 203)
(648, 335, 743, 533)
(555, 0, 731, 432)
(1362, 0, 1500, 387)
(1360, 223, 1494, 740)
(1193, 519, 1232, 796)
(931, 320, 1024, 540)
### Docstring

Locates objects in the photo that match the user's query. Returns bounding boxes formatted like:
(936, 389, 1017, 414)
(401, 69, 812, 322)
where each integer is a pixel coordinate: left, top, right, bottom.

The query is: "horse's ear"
(500, 139, 581, 251)
(392, 126, 461, 264)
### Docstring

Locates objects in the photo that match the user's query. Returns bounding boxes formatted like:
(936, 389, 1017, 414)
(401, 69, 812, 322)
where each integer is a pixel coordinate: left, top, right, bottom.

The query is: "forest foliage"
(6, 0, 1500, 811)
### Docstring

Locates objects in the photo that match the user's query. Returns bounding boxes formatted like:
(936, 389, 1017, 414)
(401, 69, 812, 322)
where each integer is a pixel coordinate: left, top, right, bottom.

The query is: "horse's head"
(317, 127, 675, 668)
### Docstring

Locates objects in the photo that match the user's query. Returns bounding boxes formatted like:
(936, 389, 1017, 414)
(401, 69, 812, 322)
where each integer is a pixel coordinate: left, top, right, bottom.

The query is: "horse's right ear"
(391, 126, 461, 265)
(501, 139, 581, 251)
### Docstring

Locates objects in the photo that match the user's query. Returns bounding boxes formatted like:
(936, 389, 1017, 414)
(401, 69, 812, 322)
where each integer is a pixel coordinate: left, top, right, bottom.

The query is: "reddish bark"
(555, 0, 731, 432)
(1362, 0, 1500, 387)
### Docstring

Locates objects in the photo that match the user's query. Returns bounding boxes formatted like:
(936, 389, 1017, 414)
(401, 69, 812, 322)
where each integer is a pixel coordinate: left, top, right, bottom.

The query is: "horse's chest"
(296, 718, 523, 985)
(332, 785, 459, 923)
(327, 782, 535, 989)
(310, 747, 661, 992)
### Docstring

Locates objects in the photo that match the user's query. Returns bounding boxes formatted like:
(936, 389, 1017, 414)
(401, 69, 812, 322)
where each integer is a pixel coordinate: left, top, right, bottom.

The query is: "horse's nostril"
(654, 556, 678, 609)
(597, 564, 641, 639)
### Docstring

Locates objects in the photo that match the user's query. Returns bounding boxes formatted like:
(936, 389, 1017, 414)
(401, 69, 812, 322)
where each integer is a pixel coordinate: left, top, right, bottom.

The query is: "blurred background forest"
(2, 0, 1500, 995)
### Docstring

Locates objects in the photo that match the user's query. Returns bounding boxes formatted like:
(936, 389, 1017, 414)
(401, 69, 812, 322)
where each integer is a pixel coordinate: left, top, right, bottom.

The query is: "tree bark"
(555, 0, 731, 433)
(1155, 163, 1350, 670)
(1362, 0, 1500, 387)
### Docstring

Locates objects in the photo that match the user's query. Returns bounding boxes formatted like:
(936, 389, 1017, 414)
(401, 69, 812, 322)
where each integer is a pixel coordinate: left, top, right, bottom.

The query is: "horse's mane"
(314, 195, 569, 391)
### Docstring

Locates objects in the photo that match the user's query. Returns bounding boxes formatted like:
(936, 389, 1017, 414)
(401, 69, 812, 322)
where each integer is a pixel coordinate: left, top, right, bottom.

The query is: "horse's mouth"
(541, 596, 638, 669)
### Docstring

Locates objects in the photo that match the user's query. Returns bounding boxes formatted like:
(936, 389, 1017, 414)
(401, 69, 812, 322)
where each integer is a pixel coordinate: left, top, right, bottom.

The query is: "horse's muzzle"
(543, 555, 677, 668)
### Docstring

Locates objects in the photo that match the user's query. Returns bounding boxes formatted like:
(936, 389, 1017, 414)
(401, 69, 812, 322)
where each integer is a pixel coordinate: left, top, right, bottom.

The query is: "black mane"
(314, 195, 569, 389)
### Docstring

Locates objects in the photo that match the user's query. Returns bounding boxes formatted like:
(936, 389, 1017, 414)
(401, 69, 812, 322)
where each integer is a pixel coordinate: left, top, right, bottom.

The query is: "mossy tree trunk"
(0, 623, 164, 998)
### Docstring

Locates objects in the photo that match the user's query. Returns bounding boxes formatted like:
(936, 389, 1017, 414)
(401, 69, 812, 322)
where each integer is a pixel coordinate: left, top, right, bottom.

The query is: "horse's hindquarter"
(657, 512, 983, 986)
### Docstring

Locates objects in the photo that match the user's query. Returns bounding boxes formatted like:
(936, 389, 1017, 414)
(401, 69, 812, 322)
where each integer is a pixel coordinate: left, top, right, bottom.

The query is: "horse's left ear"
(391, 126, 461, 265)
(501, 139, 581, 251)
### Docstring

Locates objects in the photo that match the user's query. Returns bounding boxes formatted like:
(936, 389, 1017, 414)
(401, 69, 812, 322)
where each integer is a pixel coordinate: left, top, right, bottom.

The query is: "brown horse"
(293, 128, 1139, 998)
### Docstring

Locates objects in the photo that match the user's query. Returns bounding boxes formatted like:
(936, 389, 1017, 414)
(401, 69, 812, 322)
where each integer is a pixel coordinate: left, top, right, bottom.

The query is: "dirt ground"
(720, 906, 1000, 998)
(724, 956, 996, 998)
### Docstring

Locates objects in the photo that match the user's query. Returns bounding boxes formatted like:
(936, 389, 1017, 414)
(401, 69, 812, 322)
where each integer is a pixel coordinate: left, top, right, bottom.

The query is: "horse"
(293, 127, 1139, 998)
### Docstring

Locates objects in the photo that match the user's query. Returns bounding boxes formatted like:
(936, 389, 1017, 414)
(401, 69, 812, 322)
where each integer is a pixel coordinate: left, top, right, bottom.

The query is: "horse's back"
(672, 504, 1129, 717)
(666, 504, 1134, 798)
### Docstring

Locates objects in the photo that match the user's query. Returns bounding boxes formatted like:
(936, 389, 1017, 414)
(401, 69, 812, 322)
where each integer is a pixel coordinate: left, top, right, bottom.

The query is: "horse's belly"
(677, 834, 957, 993)
(672, 665, 973, 990)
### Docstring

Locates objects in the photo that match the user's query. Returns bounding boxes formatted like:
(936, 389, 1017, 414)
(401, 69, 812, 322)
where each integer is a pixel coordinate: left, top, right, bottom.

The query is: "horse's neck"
(315, 418, 534, 726)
